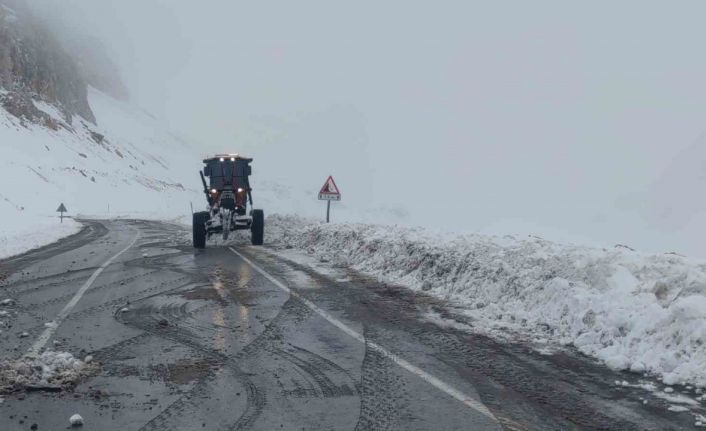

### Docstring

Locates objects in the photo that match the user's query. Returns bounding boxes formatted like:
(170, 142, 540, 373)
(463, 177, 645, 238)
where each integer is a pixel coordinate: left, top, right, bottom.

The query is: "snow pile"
(0, 351, 97, 393)
(69, 413, 84, 426)
(0, 217, 80, 260)
(265, 215, 706, 387)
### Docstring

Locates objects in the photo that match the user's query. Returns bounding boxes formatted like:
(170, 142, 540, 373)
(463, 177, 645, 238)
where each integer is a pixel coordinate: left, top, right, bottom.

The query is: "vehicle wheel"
(251, 209, 264, 246)
(193, 211, 208, 249)
(223, 214, 230, 240)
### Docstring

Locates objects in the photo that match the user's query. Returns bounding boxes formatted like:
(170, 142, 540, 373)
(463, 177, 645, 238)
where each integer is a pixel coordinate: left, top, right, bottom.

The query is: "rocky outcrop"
(0, 90, 58, 129)
(0, 0, 95, 124)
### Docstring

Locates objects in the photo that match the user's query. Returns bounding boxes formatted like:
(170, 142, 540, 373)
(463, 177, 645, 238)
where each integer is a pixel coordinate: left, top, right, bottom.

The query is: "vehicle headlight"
(211, 189, 217, 194)
(237, 188, 244, 193)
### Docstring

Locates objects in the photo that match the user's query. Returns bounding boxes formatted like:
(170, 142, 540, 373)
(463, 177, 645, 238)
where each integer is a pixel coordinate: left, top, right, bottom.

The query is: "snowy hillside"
(264, 215, 706, 388)
(0, 86, 204, 258)
(0, 0, 207, 258)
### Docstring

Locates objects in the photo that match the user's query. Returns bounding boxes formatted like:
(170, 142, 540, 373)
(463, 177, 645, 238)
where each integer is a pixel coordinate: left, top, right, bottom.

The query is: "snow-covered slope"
(264, 215, 706, 388)
(0, 87, 203, 258)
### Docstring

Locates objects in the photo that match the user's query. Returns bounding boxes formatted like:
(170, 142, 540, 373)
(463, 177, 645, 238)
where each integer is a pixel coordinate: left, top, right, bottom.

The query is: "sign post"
(56, 203, 68, 223)
(318, 176, 341, 223)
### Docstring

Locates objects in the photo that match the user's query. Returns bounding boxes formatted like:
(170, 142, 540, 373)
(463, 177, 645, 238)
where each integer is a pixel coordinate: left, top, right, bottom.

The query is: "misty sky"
(28, 0, 706, 255)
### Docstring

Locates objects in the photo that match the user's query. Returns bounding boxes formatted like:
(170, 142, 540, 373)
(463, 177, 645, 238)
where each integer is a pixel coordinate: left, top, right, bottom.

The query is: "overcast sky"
(28, 0, 706, 255)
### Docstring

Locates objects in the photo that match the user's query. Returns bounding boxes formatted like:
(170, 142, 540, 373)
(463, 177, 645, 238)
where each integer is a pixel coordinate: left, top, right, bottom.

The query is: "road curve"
(0, 220, 700, 430)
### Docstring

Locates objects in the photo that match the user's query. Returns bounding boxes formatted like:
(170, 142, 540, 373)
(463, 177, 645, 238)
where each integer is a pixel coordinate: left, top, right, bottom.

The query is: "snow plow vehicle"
(192, 154, 264, 248)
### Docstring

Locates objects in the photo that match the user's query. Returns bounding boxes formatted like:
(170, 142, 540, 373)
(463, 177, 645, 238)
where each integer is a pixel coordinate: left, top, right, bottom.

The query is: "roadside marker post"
(318, 176, 341, 223)
(56, 203, 67, 223)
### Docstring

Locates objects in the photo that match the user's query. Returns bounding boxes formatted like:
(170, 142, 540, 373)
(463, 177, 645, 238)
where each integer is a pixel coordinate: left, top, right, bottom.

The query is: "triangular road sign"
(318, 176, 341, 201)
(319, 176, 340, 195)
(56, 203, 67, 213)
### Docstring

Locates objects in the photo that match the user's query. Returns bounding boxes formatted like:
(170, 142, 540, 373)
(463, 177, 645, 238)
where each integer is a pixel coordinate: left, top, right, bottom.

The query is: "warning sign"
(318, 176, 341, 201)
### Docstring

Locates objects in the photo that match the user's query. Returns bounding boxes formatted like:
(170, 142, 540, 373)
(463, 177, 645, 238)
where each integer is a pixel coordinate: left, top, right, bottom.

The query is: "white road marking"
(229, 247, 498, 422)
(27, 233, 140, 357)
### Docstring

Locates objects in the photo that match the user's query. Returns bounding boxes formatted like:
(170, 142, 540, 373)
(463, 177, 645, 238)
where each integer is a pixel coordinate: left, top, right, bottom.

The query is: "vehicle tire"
(251, 209, 264, 246)
(193, 211, 208, 249)
(223, 213, 230, 240)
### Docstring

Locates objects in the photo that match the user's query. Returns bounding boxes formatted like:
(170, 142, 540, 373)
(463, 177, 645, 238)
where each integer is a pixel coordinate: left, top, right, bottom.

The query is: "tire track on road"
(230, 246, 499, 424)
(354, 326, 409, 431)
(30, 269, 160, 308)
(121, 279, 359, 430)
(5, 268, 96, 297)
(27, 232, 140, 356)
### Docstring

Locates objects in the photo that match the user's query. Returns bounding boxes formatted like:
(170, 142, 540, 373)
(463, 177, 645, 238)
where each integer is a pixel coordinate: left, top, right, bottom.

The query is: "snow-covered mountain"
(0, 0, 94, 123)
(0, 85, 207, 257)
(0, 86, 202, 215)
(0, 0, 204, 257)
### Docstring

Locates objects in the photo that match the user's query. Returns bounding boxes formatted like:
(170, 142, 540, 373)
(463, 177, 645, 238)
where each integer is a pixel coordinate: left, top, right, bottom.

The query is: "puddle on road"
(180, 286, 226, 303)
(212, 307, 227, 351)
(177, 268, 261, 351)
(104, 357, 215, 386)
(164, 358, 213, 385)
(212, 267, 258, 305)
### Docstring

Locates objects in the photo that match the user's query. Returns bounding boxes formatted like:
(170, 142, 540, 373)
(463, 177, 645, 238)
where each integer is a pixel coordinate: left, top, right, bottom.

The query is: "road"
(0, 220, 700, 430)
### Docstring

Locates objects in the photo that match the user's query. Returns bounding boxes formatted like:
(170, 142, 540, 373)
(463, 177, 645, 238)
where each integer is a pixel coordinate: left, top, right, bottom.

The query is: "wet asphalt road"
(0, 220, 701, 430)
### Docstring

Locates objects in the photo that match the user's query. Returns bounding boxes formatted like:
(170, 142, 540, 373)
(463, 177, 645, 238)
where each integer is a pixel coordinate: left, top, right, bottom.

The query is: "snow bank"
(265, 214, 706, 387)
(0, 215, 80, 260)
(0, 351, 97, 393)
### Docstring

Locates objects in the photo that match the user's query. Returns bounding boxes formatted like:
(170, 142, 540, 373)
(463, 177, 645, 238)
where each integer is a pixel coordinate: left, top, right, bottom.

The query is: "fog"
(27, 0, 706, 256)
